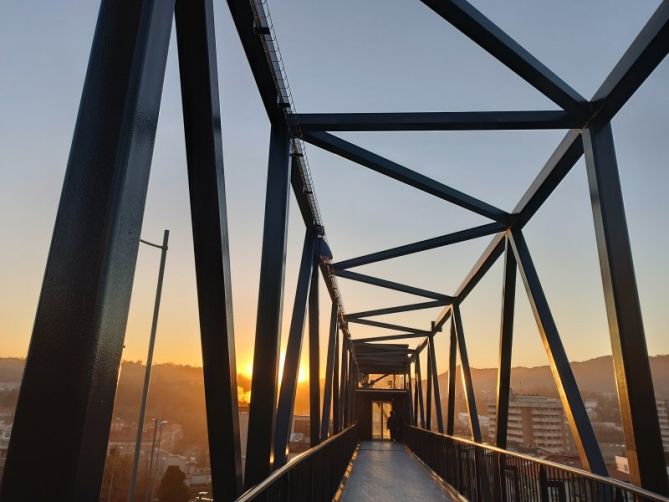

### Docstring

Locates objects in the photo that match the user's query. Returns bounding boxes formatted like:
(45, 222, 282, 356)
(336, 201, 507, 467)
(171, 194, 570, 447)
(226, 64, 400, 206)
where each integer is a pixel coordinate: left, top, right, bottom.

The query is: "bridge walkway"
(340, 441, 454, 502)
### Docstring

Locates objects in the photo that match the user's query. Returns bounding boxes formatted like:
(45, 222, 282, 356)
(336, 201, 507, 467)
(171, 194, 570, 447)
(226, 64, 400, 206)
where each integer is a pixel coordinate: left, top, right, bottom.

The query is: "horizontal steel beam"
(354, 347, 412, 354)
(355, 345, 410, 350)
(589, 0, 669, 125)
(334, 222, 506, 269)
(353, 333, 428, 343)
(293, 110, 581, 131)
(357, 358, 409, 364)
(335, 269, 453, 301)
(357, 357, 411, 363)
(358, 366, 409, 373)
(301, 130, 510, 223)
(419, 0, 587, 112)
(346, 318, 430, 335)
(357, 358, 411, 365)
(346, 300, 448, 319)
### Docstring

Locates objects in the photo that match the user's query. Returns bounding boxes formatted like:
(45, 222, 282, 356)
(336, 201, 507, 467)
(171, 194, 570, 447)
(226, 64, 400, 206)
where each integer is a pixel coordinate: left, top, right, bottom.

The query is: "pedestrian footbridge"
(1, 0, 668, 500)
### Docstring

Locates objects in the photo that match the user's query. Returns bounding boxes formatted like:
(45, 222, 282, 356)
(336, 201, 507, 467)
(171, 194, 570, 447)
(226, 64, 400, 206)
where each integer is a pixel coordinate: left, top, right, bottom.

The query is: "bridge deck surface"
(341, 441, 453, 501)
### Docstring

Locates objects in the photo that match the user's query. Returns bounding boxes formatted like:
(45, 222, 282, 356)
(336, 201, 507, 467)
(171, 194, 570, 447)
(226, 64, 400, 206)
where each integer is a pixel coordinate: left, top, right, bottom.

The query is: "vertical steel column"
(339, 340, 348, 427)
(321, 303, 339, 440)
(0, 0, 174, 498)
(175, 0, 243, 496)
(344, 351, 351, 426)
(407, 367, 414, 425)
(413, 373, 419, 425)
(583, 123, 668, 493)
(428, 335, 445, 433)
(509, 228, 607, 475)
(426, 349, 433, 430)
(333, 316, 341, 433)
(446, 319, 457, 435)
(309, 256, 321, 446)
(348, 351, 358, 425)
(415, 353, 426, 428)
(244, 124, 292, 488)
(495, 237, 516, 449)
(453, 305, 482, 442)
(273, 231, 316, 469)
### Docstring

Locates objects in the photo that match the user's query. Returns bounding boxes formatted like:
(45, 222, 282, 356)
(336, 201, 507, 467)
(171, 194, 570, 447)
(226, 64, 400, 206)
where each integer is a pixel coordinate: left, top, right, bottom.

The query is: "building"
(488, 395, 572, 454)
(0, 418, 12, 481)
(656, 398, 669, 452)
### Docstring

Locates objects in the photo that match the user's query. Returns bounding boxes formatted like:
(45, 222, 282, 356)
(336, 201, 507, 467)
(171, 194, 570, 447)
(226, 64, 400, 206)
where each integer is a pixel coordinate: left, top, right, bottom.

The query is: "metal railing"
(405, 426, 669, 502)
(236, 423, 358, 501)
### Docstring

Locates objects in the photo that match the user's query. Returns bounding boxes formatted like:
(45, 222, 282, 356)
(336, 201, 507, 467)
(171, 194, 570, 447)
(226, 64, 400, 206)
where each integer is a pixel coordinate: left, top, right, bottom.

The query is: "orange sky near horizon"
(1, 0, 668, 384)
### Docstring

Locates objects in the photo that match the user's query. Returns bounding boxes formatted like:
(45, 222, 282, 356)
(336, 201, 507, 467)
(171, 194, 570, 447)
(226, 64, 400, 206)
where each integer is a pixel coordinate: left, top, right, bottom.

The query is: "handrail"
(407, 426, 669, 501)
(237, 423, 358, 501)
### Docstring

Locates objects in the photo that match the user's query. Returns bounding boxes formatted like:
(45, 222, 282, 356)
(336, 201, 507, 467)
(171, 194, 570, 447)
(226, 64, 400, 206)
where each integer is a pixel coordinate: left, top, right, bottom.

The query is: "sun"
(241, 351, 308, 383)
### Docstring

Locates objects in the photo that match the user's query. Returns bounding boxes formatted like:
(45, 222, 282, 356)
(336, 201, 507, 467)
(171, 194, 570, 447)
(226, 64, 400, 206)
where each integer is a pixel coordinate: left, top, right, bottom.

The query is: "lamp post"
(128, 230, 169, 502)
(146, 420, 168, 502)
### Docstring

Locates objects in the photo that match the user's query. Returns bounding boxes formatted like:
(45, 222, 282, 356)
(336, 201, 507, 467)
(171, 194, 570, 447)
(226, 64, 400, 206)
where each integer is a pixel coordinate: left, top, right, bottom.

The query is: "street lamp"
(146, 420, 168, 502)
(128, 230, 169, 502)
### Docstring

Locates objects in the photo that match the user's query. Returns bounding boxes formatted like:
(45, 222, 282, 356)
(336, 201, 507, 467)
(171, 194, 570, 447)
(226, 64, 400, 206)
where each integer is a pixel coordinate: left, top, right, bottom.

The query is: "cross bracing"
(1, 0, 668, 501)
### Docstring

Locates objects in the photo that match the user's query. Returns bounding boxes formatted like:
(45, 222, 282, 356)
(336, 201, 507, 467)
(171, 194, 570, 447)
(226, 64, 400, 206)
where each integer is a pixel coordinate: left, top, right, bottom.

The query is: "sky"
(0, 0, 667, 380)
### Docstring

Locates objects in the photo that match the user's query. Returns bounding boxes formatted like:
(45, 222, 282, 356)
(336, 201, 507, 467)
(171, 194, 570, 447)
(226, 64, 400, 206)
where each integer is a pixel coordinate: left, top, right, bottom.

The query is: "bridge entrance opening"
(371, 400, 392, 440)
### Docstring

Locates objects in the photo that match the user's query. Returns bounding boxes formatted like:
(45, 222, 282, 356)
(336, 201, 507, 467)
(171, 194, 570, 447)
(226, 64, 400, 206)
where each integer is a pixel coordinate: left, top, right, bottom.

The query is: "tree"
(157, 466, 189, 502)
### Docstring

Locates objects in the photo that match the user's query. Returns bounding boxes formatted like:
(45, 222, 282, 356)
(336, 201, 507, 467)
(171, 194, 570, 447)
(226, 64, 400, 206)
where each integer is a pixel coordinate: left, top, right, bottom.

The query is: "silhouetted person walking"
(387, 410, 400, 442)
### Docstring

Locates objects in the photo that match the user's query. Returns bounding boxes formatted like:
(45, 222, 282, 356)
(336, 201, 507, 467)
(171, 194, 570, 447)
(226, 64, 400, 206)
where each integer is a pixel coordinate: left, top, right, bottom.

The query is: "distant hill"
(0, 358, 315, 454)
(2, 354, 668, 452)
(433, 354, 669, 403)
(0, 357, 24, 383)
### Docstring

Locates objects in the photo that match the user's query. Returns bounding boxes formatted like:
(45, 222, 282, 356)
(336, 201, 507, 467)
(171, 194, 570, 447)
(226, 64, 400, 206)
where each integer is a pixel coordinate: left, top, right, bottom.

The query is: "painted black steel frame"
(1, 0, 668, 500)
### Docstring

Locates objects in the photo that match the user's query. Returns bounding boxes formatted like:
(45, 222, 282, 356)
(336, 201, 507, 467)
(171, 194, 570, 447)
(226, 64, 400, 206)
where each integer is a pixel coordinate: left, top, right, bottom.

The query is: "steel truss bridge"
(1, 0, 669, 500)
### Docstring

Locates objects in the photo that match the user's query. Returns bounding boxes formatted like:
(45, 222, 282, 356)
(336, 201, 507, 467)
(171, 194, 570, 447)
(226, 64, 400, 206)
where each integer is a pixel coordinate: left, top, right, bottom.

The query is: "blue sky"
(0, 0, 667, 378)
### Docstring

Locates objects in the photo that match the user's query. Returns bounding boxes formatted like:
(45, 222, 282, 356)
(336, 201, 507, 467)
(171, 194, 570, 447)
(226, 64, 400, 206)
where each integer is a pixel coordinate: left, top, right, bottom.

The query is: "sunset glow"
(242, 351, 308, 383)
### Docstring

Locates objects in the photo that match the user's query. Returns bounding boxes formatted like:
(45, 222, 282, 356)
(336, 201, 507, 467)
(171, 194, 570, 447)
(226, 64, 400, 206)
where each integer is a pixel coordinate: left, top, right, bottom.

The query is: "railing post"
(496, 453, 507, 502)
(0, 0, 174, 498)
(538, 464, 549, 502)
(273, 230, 316, 468)
(175, 0, 243, 496)
(583, 122, 668, 494)
(495, 236, 516, 449)
(244, 124, 292, 488)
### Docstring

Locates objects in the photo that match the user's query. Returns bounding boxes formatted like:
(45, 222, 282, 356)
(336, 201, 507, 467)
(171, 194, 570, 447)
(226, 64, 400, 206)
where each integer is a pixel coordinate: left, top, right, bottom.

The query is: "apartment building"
(488, 395, 572, 454)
